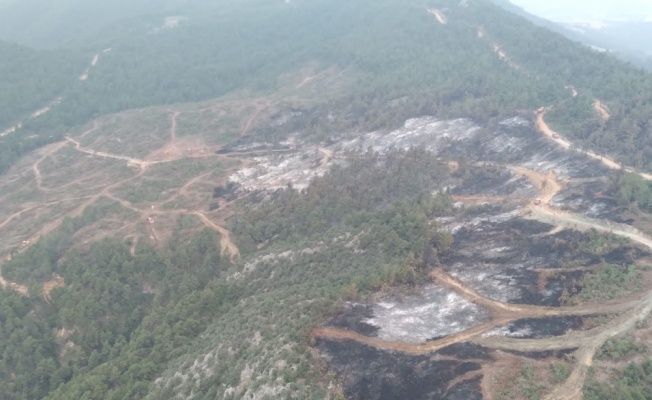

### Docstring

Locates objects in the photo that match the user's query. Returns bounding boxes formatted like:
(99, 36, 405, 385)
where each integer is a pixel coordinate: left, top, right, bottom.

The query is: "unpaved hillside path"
(593, 99, 610, 121)
(79, 53, 100, 81)
(318, 147, 333, 167)
(33, 142, 68, 191)
(0, 273, 28, 296)
(317, 265, 638, 356)
(537, 109, 652, 180)
(297, 76, 316, 89)
(476, 26, 521, 70)
(42, 275, 65, 304)
(65, 137, 150, 169)
(1, 98, 62, 138)
(430, 269, 636, 318)
(193, 212, 240, 261)
(427, 8, 448, 25)
(509, 166, 560, 204)
(169, 110, 180, 142)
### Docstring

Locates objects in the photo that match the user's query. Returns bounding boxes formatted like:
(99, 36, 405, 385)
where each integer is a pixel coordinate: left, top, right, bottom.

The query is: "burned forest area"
(4, 1, 652, 400)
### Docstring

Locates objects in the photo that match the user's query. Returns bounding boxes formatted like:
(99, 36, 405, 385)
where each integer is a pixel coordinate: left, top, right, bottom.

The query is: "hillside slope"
(3, 1, 652, 400)
(4, 0, 652, 176)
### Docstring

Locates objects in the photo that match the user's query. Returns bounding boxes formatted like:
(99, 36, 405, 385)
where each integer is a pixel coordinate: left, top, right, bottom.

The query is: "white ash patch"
(271, 111, 303, 127)
(363, 285, 490, 343)
(228, 148, 334, 192)
(338, 117, 481, 155)
(228, 247, 321, 280)
(151, 349, 220, 398)
(499, 117, 530, 127)
(437, 210, 521, 234)
(451, 265, 522, 303)
(163, 16, 187, 29)
(521, 155, 576, 179)
(585, 202, 608, 217)
(488, 133, 528, 153)
(227, 117, 480, 193)
(482, 324, 533, 339)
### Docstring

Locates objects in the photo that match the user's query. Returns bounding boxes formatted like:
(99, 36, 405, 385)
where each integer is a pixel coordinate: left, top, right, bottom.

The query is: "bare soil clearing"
(1, 97, 62, 138)
(427, 8, 448, 25)
(42, 274, 65, 304)
(318, 147, 333, 167)
(477, 26, 521, 70)
(79, 53, 100, 81)
(593, 99, 610, 121)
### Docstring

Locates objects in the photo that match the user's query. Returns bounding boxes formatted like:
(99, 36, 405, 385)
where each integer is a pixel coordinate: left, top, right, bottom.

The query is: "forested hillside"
(0, 0, 180, 48)
(3, 0, 652, 175)
(4, 1, 652, 399)
(0, 149, 455, 399)
(0, 41, 83, 130)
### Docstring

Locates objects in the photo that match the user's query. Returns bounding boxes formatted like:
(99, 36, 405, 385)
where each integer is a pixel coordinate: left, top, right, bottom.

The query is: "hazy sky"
(510, 0, 652, 21)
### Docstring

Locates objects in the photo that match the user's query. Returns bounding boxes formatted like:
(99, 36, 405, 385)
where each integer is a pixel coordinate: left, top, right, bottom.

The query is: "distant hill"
(491, 0, 652, 69)
(3, 0, 652, 170)
(0, 0, 182, 48)
(0, 41, 83, 131)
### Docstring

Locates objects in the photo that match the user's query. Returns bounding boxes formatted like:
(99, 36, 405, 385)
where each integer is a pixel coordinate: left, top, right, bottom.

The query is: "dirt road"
(476, 26, 521, 70)
(42, 275, 65, 304)
(537, 109, 652, 180)
(508, 166, 561, 204)
(65, 137, 149, 169)
(593, 100, 610, 121)
(0, 275, 28, 296)
(169, 110, 180, 142)
(431, 269, 635, 318)
(1, 98, 62, 138)
(33, 142, 68, 191)
(193, 212, 240, 261)
(316, 267, 638, 356)
(297, 76, 315, 89)
(79, 53, 100, 81)
(427, 8, 448, 25)
(314, 319, 513, 356)
(318, 147, 333, 167)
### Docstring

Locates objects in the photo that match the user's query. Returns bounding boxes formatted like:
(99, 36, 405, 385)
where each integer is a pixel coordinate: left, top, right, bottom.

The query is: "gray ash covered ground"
(326, 304, 379, 336)
(316, 338, 484, 400)
(441, 208, 645, 306)
(485, 316, 584, 339)
(327, 287, 491, 343)
(551, 179, 630, 222)
(230, 112, 648, 398)
(449, 165, 536, 199)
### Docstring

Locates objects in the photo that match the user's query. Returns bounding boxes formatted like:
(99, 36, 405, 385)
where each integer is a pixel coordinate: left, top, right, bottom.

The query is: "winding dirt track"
(318, 147, 333, 167)
(193, 212, 240, 261)
(169, 110, 180, 142)
(593, 100, 610, 121)
(431, 269, 637, 318)
(537, 109, 652, 180)
(65, 137, 150, 170)
(33, 142, 68, 191)
(427, 8, 448, 25)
